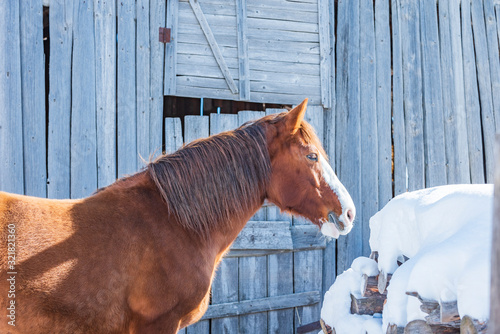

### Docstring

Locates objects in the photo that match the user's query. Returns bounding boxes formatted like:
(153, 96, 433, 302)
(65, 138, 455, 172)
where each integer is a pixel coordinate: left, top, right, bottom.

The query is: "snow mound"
(321, 184, 494, 333)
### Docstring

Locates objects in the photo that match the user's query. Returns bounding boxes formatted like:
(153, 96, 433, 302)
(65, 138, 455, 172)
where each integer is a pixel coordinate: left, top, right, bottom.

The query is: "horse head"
(263, 99, 355, 238)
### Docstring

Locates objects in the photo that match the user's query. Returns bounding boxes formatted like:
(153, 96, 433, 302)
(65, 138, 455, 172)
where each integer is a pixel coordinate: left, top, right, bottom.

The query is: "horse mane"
(147, 122, 271, 239)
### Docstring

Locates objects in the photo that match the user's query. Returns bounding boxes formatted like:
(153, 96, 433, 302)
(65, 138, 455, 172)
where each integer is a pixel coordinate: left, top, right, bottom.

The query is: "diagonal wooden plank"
(189, 0, 239, 94)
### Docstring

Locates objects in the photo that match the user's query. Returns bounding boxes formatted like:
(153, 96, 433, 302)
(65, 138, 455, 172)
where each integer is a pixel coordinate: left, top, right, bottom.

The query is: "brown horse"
(0, 99, 355, 333)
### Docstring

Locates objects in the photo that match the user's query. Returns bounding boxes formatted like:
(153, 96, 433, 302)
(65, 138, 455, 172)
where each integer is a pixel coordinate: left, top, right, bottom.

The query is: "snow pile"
(321, 184, 494, 333)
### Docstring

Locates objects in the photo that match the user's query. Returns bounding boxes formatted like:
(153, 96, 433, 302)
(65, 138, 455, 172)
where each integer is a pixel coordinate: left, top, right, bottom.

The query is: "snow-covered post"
(491, 134, 500, 333)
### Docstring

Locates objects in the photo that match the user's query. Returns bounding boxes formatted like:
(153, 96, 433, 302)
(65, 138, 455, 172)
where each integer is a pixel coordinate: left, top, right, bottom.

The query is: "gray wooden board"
(94, 0, 117, 188)
(232, 222, 293, 250)
(20, 0, 46, 197)
(117, 0, 137, 178)
(209, 112, 239, 334)
(149, 0, 165, 160)
(136, 0, 151, 169)
(203, 291, 320, 320)
(239, 255, 268, 334)
(318, 0, 332, 108)
(165, 0, 179, 95)
(335, 0, 349, 181)
(0, 0, 24, 195)
(400, 0, 424, 191)
(420, 0, 447, 187)
(338, 0, 363, 274)
(183, 114, 210, 334)
(164, 118, 183, 154)
(47, 0, 73, 199)
(360, 0, 378, 256)
(484, 0, 500, 133)
(392, 0, 407, 195)
(375, 0, 392, 207)
(461, 0, 485, 183)
(237, 0, 250, 100)
(71, 0, 97, 199)
(440, 0, 470, 184)
(471, 0, 495, 183)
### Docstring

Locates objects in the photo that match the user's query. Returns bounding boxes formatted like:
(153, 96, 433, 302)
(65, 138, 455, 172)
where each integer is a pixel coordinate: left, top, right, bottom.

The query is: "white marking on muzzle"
(319, 154, 356, 236)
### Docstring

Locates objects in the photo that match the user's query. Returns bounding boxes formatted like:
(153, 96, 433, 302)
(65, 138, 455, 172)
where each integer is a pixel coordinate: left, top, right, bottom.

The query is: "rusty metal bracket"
(159, 27, 171, 43)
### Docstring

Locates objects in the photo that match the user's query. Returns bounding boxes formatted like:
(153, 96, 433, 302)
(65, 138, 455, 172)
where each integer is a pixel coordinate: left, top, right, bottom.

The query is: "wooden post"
(490, 134, 500, 333)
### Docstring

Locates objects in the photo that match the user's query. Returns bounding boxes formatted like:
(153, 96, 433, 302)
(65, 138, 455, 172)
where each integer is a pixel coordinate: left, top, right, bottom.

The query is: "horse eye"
(307, 153, 318, 162)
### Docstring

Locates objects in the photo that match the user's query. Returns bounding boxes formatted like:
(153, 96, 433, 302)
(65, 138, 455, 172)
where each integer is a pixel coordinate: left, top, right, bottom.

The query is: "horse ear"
(286, 98, 308, 135)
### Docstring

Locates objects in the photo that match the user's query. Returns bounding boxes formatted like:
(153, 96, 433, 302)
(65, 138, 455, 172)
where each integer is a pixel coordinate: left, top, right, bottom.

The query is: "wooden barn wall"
(1, 0, 500, 333)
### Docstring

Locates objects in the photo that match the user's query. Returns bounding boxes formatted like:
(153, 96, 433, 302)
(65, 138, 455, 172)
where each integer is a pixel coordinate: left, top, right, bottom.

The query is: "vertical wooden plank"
(294, 249, 323, 334)
(150, 0, 166, 159)
(484, 0, 500, 132)
(375, 0, 392, 207)
(20, 0, 46, 197)
(496, 5, 500, 47)
(400, 0, 424, 191)
(335, 0, 349, 179)
(184, 114, 210, 334)
(0, 0, 24, 195)
(338, 0, 362, 273)
(360, 0, 378, 256)
(441, 0, 470, 184)
(237, 110, 267, 334)
(462, 0, 485, 184)
(471, 0, 496, 183)
(117, 0, 137, 178)
(239, 256, 268, 334)
(318, 0, 332, 108)
(392, 0, 407, 196)
(490, 135, 500, 334)
(164, 118, 183, 154)
(420, 0, 447, 187)
(71, 0, 97, 199)
(209, 113, 239, 334)
(48, 0, 73, 199)
(137, 0, 151, 168)
(268, 252, 294, 334)
(164, 0, 178, 95)
(94, 0, 117, 188)
(236, 0, 250, 101)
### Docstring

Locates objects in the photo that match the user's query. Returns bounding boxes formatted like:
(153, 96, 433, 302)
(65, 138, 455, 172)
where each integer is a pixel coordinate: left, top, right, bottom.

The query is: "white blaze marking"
(319, 154, 355, 237)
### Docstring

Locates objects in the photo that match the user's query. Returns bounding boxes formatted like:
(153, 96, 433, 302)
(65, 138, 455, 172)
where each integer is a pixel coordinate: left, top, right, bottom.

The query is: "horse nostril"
(346, 209, 354, 223)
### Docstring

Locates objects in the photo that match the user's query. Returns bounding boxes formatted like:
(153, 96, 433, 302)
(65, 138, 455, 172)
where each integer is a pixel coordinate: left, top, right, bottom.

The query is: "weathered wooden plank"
(239, 255, 268, 334)
(360, 0, 378, 256)
(497, 5, 500, 49)
(232, 221, 293, 250)
(47, 0, 73, 199)
(71, 0, 97, 199)
(247, 28, 319, 43)
(164, 118, 183, 154)
(291, 225, 327, 251)
(136, 0, 150, 168)
(375, 0, 392, 207)
(203, 291, 320, 320)
(20, 0, 46, 197)
(392, 0, 406, 196)
(149, 0, 165, 160)
(165, 0, 179, 95)
(94, 0, 117, 188)
(420, 0, 447, 187)
(338, 0, 363, 274)
(268, 252, 294, 334)
(484, 0, 500, 132)
(400, 0, 424, 191)
(183, 114, 210, 334)
(318, 0, 332, 108)
(491, 135, 500, 334)
(247, 17, 319, 33)
(335, 0, 349, 181)
(236, 0, 250, 100)
(208, 112, 239, 334)
(461, 0, 485, 184)
(440, 0, 470, 184)
(471, 0, 495, 183)
(247, 5, 318, 23)
(189, 0, 239, 94)
(0, 0, 24, 195)
(246, 0, 319, 13)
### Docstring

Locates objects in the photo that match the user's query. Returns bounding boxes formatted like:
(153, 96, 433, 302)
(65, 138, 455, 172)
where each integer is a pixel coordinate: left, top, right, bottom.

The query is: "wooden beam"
(189, 0, 238, 94)
(236, 0, 250, 100)
(201, 291, 320, 320)
(164, 0, 178, 95)
(231, 221, 293, 250)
